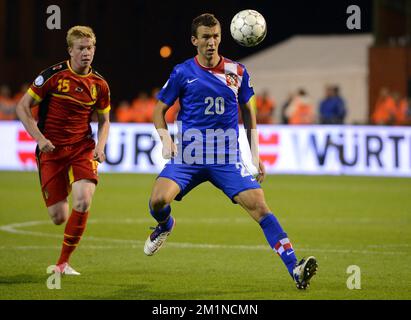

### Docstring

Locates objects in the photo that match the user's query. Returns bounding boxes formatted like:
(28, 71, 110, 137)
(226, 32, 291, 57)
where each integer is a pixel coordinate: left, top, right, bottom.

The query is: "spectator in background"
(319, 85, 346, 124)
(280, 92, 294, 124)
(256, 90, 276, 124)
(12, 83, 30, 102)
(115, 100, 132, 122)
(392, 92, 410, 126)
(286, 88, 315, 125)
(146, 88, 159, 123)
(403, 97, 411, 125)
(131, 91, 150, 122)
(371, 87, 397, 125)
(0, 85, 17, 120)
(114, 87, 180, 124)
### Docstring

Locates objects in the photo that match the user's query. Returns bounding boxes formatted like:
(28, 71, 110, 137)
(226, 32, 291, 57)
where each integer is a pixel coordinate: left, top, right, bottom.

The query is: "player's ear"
(68, 46, 73, 57)
(191, 36, 198, 47)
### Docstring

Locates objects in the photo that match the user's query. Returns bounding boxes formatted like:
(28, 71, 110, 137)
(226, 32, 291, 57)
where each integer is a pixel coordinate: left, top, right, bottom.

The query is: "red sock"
(57, 209, 89, 265)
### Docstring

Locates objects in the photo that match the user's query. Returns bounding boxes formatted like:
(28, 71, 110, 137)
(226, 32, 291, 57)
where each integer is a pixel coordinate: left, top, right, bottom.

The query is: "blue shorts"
(158, 162, 261, 203)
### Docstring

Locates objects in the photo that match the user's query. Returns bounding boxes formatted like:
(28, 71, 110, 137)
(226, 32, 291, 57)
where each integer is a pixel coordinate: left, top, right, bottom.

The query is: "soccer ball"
(230, 10, 267, 47)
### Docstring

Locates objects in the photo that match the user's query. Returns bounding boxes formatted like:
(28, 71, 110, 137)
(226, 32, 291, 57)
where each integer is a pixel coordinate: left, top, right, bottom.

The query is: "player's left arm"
(94, 111, 110, 163)
(240, 95, 266, 183)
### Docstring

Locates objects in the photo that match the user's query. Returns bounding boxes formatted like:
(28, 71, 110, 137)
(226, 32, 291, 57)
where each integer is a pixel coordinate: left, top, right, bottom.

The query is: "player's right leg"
(144, 177, 180, 256)
(36, 146, 70, 225)
(144, 163, 207, 256)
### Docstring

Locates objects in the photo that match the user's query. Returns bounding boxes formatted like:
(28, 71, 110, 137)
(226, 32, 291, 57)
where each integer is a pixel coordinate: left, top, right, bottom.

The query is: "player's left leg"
(209, 165, 298, 275)
(234, 189, 298, 273)
(235, 188, 317, 289)
(209, 164, 317, 289)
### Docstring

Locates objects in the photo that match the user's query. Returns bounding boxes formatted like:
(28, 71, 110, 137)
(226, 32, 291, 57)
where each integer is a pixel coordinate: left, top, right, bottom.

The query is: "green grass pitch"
(0, 171, 410, 299)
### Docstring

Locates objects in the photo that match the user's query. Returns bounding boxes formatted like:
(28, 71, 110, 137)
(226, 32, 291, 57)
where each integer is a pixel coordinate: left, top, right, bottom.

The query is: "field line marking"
(0, 219, 409, 255)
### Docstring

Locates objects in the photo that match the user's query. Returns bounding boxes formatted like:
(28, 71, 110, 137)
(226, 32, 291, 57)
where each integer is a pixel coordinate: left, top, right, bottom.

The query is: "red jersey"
(28, 60, 110, 146)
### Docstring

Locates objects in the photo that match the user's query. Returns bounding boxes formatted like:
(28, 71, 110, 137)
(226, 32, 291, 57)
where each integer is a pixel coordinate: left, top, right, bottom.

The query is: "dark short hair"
(298, 88, 306, 96)
(191, 13, 220, 37)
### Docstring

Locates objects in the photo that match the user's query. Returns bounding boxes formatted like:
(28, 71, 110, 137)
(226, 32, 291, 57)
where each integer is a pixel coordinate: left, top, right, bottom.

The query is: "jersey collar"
(67, 60, 93, 77)
(194, 55, 224, 73)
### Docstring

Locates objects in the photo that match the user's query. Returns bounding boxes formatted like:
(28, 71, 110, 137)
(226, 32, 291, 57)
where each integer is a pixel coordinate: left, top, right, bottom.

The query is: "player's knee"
(48, 202, 68, 225)
(150, 195, 170, 212)
(73, 196, 92, 212)
(51, 214, 67, 225)
(250, 200, 270, 219)
(257, 201, 270, 214)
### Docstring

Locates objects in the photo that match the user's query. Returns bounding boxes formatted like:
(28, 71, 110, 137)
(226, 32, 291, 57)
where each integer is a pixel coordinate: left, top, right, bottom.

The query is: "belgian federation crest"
(90, 85, 98, 100)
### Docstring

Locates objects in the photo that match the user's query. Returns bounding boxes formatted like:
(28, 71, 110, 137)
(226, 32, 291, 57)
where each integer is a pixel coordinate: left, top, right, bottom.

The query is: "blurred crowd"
(370, 87, 411, 126)
(1, 83, 410, 126)
(252, 85, 348, 125)
(114, 88, 179, 123)
(253, 85, 411, 126)
(0, 84, 29, 120)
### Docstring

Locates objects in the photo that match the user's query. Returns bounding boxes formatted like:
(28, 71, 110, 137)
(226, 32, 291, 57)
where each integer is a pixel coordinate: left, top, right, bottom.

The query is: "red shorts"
(36, 138, 99, 207)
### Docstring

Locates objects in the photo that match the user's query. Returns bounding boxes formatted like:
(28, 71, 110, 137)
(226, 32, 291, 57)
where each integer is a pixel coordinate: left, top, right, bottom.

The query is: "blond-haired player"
(16, 26, 110, 275)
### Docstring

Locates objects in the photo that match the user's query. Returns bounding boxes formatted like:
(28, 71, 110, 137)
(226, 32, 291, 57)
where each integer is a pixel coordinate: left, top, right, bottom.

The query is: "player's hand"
(93, 148, 106, 163)
(38, 138, 55, 153)
(162, 140, 178, 159)
(256, 158, 266, 183)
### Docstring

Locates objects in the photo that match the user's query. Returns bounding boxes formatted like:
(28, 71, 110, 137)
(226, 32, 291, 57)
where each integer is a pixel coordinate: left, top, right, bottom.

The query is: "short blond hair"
(66, 26, 96, 48)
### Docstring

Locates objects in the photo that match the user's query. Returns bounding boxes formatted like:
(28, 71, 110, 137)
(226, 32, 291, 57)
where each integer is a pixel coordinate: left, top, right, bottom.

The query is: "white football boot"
(144, 217, 175, 256)
(293, 256, 318, 289)
(54, 263, 81, 276)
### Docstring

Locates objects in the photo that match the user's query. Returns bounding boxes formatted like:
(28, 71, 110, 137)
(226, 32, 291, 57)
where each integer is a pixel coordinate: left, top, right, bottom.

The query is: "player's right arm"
(154, 65, 182, 159)
(16, 93, 55, 153)
(153, 100, 177, 159)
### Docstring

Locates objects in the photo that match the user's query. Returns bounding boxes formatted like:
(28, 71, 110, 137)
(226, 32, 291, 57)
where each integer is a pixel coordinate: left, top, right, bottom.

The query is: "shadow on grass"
(82, 284, 256, 300)
(0, 274, 45, 285)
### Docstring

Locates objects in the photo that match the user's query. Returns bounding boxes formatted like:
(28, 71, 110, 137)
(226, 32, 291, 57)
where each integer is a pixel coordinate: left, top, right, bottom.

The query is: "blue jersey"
(158, 56, 254, 164)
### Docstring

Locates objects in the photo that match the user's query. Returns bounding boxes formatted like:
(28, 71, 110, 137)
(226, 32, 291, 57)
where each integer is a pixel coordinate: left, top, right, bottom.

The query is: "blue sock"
(149, 201, 173, 231)
(259, 213, 298, 277)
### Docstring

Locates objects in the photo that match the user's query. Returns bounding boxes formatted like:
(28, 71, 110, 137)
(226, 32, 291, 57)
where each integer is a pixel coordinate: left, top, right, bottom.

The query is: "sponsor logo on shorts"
(91, 159, 98, 175)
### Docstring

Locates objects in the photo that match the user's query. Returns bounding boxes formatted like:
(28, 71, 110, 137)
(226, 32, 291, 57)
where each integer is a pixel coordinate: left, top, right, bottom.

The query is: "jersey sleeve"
(96, 81, 111, 114)
(157, 66, 182, 107)
(238, 66, 255, 105)
(27, 70, 57, 103)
